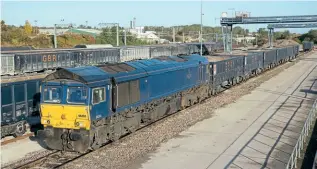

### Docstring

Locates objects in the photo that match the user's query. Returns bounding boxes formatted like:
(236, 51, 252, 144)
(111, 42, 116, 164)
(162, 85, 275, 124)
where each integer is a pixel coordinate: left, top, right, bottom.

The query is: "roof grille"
(155, 56, 187, 62)
(97, 63, 135, 74)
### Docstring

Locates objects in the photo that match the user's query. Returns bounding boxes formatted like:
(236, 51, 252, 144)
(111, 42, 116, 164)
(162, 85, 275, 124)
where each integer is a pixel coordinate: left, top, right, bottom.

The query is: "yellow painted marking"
(41, 104, 90, 130)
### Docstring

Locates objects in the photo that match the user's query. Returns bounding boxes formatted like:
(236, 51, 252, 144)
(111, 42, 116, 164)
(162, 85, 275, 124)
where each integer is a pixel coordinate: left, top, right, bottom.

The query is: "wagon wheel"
(13, 122, 26, 138)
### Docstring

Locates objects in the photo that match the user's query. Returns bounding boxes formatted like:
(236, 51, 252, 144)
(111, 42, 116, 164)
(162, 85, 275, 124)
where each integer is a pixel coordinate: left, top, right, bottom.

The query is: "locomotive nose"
(69, 132, 81, 141)
(37, 129, 53, 139)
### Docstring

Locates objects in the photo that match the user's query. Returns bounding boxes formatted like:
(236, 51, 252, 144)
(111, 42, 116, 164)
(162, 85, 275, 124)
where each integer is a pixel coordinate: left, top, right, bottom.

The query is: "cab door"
(198, 62, 203, 83)
(90, 85, 111, 120)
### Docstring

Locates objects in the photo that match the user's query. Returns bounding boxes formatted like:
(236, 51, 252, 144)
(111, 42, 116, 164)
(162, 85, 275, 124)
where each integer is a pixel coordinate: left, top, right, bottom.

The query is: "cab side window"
(92, 87, 105, 104)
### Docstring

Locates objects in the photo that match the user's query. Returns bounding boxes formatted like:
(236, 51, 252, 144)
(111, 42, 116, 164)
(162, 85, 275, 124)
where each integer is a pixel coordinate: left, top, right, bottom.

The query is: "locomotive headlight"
(75, 122, 80, 127)
(43, 120, 50, 124)
(75, 121, 84, 127)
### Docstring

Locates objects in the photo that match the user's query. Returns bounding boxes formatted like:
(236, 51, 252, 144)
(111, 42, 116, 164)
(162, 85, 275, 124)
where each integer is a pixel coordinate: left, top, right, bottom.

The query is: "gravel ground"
(1, 149, 56, 169)
(59, 54, 314, 169)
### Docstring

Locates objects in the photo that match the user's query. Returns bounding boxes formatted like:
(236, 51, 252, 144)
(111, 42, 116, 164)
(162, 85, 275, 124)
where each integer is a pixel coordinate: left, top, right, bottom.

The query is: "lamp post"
(228, 8, 235, 50)
(53, 23, 75, 48)
(34, 20, 38, 34)
(123, 29, 127, 46)
(99, 23, 120, 46)
(200, 0, 203, 56)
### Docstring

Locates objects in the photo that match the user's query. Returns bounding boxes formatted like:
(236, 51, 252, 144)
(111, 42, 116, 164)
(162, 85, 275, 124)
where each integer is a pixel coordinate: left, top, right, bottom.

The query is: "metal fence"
(286, 99, 317, 169)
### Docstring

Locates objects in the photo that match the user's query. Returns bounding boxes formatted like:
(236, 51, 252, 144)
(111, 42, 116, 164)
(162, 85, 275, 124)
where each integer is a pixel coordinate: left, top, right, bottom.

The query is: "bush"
(299, 29, 317, 44)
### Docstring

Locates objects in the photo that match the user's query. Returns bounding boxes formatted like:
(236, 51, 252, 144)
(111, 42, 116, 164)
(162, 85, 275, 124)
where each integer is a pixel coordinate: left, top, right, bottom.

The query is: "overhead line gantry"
(220, 15, 317, 53)
(267, 23, 317, 48)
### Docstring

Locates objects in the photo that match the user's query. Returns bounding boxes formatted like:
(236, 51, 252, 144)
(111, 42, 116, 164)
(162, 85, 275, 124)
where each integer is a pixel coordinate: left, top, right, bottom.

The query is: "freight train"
(303, 41, 315, 52)
(38, 44, 303, 153)
(0, 43, 214, 138)
(1, 46, 35, 51)
(1, 76, 43, 138)
(1, 43, 216, 76)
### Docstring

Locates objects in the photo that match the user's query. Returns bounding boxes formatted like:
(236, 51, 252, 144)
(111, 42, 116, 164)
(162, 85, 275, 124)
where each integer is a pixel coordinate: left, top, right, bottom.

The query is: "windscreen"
(67, 87, 87, 104)
(43, 86, 62, 103)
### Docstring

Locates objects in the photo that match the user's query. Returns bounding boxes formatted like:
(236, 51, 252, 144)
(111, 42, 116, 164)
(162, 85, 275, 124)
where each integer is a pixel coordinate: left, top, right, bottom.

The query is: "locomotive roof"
(42, 54, 209, 84)
(43, 66, 111, 84)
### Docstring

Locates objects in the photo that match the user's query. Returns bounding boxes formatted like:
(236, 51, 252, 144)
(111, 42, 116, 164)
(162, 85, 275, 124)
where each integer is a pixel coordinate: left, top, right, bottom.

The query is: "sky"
(1, 1, 317, 33)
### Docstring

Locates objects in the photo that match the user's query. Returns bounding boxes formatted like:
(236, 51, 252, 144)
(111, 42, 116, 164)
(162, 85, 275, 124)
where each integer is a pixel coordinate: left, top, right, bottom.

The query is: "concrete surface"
(129, 52, 317, 169)
(0, 135, 46, 165)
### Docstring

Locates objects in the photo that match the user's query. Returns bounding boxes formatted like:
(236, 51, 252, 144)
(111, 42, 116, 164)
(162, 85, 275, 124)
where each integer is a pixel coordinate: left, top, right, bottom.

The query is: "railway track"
(1, 133, 34, 146)
(4, 50, 314, 169)
(11, 112, 177, 169)
(15, 151, 83, 169)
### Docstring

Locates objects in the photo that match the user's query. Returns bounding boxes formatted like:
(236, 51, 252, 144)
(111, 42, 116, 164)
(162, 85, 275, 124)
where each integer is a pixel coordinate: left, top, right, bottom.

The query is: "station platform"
(129, 52, 317, 169)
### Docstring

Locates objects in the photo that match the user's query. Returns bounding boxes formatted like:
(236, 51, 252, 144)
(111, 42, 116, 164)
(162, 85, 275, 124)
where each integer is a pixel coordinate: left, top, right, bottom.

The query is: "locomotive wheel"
(13, 122, 26, 138)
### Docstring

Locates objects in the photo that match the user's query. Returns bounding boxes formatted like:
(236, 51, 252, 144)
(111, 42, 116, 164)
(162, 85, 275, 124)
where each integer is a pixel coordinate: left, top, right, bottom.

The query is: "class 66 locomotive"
(38, 54, 210, 153)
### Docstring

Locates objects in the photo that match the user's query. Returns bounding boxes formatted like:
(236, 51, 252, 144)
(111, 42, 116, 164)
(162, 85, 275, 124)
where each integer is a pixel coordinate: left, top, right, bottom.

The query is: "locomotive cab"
(40, 81, 91, 130)
(38, 67, 111, 152)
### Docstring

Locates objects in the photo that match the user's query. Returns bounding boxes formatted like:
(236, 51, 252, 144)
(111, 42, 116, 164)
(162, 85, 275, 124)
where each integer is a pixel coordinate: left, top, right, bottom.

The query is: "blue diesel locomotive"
(38, 54, 210, 152)
(1, 43, 216, 139)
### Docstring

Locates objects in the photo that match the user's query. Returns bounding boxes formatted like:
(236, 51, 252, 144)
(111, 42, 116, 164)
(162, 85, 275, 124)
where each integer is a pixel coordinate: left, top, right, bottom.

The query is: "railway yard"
(126, 52, 317, 169)
(0, 47, 316, 169)
(1, 4, 317, 169)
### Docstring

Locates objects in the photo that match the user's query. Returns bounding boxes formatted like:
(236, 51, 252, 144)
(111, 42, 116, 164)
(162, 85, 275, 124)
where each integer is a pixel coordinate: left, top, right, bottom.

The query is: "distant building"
(159, 39, 170, 44)
(137, 31, 160, 43)
(128, 26, 145, 35)
(127, 26, 161, 43)
(235, 36, 256, 43)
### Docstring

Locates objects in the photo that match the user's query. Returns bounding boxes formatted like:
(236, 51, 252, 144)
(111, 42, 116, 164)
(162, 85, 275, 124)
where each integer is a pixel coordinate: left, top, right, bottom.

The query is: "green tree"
(1, 20, 7, 31)
(24, 20, 32, 35)
(256, 28, 268, 46)
(274, 31, 283, 40)
(233, 26, 244, 35)
(280, 30, 290, 39)
(299, 29, 317, 44)
(245, 29, 249, 35)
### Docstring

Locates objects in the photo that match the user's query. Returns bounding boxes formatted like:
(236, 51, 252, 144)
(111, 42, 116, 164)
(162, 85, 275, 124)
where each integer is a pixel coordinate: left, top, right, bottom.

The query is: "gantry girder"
(220, 15, 317, 53)
(267, 23, 317, 48)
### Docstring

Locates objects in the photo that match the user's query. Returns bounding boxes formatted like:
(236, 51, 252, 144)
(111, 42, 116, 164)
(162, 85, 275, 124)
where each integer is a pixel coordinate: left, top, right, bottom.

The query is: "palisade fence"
(286, 99, 317, 169)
